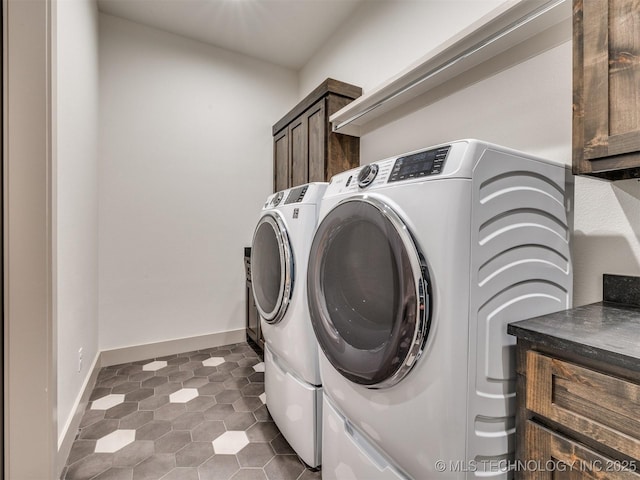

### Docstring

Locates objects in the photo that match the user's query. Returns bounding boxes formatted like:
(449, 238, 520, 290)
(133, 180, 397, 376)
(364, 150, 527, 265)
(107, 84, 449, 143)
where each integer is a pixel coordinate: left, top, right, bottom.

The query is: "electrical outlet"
(78, 347, 83, 373)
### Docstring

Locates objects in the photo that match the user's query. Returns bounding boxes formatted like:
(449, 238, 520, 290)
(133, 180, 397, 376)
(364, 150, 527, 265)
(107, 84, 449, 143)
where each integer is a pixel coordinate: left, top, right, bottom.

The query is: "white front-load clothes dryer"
(250, 182, 327, 468)
(306, 140, 572, 479)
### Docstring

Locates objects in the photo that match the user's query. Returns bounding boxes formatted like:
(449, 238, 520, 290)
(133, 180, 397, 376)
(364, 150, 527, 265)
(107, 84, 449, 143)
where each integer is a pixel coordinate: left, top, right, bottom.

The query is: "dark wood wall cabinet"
(508, 275, 640, 479)
(573, 0, 640, 180)
(273, 78, 362, 191)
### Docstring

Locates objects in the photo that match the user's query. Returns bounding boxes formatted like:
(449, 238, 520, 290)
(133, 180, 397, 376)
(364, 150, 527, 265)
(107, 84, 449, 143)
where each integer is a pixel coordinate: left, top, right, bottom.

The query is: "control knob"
(272, 191, 284, 206)
(357, 164, 379, 188)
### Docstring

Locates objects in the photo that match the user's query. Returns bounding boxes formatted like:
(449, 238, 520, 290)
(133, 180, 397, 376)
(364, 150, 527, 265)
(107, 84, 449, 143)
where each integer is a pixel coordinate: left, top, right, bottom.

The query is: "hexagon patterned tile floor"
(61, 342, 321, 480)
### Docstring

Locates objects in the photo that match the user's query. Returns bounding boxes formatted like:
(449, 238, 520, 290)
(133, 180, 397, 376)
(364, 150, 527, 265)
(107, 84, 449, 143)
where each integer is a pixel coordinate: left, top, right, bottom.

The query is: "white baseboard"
(57, 351, 102, 478)
(100, 329, 246, 367)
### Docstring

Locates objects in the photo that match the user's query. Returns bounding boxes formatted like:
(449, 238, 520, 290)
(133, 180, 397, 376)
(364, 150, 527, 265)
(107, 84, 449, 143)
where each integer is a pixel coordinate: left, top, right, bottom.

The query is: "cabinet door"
(290, 115, 307, 187)
(526, 350, 640, 461)
(274, 128, 289, 192)
(289, 99, 326, 187)
(574, 0, 640, 178)
(523, 421, 640, 480)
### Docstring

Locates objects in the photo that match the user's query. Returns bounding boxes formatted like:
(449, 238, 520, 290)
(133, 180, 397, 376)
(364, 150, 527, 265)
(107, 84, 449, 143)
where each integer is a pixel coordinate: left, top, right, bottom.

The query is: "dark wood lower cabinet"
(509, 281, 640, 478)
(511, 340, 640, 480)
(525, 421, 640, 480)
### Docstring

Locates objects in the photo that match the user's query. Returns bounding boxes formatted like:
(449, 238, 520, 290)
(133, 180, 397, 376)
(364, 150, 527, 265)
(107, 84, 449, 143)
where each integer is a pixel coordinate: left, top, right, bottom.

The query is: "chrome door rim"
(251, 212, 294, 324)
(308, 195, 431, 389)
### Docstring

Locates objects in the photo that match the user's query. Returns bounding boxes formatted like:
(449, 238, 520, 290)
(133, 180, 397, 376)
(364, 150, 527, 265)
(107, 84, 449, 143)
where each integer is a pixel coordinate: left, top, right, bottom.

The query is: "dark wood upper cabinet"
(273, 129, 289, 193)
(573, 0, 640, 180)
(273, 79, 362, 191)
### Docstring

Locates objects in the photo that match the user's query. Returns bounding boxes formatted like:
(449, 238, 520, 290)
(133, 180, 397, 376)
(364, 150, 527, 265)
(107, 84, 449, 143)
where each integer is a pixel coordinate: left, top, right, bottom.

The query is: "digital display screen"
(284, 185, 308, 204)
(397, 151, 435, 176)
(389, 146, 449, 182)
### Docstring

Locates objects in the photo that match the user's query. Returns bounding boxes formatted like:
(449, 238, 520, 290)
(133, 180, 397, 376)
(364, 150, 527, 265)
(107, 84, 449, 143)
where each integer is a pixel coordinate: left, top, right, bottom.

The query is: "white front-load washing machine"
(306, 140, 572, 479)
(250, 182, 327, 468)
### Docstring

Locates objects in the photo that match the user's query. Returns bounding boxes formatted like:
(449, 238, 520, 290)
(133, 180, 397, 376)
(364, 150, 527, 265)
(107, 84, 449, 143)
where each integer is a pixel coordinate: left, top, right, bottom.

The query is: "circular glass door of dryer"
(307, 197, 432, 388)
(251, 213, 294, 324)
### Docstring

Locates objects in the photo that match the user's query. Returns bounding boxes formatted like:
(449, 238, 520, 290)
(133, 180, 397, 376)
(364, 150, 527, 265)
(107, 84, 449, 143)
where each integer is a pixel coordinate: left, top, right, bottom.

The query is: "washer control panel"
(388, 146, 450, 182)
(284, 185, 309, 204)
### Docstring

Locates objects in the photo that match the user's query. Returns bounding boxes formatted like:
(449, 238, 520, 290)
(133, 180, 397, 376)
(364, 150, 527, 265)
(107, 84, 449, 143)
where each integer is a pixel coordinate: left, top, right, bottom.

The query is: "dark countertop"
(508, 301, 640, 372)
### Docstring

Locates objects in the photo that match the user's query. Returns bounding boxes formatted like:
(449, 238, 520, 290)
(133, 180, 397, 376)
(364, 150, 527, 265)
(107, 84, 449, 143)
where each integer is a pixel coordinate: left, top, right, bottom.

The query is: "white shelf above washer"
(330, 0, 571, 137)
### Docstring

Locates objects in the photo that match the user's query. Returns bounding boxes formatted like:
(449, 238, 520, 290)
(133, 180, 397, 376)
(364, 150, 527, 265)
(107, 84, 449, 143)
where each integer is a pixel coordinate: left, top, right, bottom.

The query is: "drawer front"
(525, 421, 640, 479)
(526, 351, 640, 461)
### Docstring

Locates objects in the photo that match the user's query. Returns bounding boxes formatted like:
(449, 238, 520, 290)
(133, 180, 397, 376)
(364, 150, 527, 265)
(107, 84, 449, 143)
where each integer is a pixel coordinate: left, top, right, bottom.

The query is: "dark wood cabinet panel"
(273, 78, 361, 191)
(290, 116, 307, 187)
(526, 351, 640, 461)
(326, 94, 360, 181)
(525, 422, 640, 480)
(307, 100, 325, 183)
(573, 0, 640, 179)
(274, 129, 289, 192)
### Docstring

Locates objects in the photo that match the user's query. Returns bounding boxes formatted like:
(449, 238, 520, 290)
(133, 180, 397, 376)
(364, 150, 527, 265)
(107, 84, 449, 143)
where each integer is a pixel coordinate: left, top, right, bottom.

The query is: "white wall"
(299, 0, 502, 97)
(572, 177, 640, 306)
(299, 0, 640, 307)
(98, 14, 298, 350)
(56, 0, 100, 449)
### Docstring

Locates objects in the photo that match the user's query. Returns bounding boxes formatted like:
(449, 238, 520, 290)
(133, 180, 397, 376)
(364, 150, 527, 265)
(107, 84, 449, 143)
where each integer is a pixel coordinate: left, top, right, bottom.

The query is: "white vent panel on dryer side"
(467, 148, 572, 479)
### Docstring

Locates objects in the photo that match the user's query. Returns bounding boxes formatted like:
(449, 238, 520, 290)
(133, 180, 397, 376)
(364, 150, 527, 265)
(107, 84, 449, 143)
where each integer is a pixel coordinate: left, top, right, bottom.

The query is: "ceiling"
(97, 0, 364, 70)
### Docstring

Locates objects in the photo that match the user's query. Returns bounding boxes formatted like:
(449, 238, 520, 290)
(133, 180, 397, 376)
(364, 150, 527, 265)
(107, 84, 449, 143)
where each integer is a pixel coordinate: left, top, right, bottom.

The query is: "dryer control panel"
(388, 146, 450, 182)
(325, 141, 474, 199)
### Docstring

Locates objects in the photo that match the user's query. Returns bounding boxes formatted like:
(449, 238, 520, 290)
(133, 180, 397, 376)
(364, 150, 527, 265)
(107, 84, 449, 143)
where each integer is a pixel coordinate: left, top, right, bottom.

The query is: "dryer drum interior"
(307, 197, 432, 388)
(251, 213, 294, 324)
